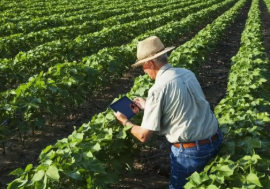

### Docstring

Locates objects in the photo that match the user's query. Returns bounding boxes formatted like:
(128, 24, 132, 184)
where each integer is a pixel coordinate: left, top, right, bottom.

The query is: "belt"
(174, 133, 219, 149)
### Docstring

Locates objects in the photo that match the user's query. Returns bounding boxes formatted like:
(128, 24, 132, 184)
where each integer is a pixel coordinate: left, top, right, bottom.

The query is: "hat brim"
(131, 46, 175, 68)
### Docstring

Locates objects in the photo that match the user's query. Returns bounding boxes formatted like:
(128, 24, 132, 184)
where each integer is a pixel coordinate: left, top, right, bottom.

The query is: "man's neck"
(154, 63, 167, 78)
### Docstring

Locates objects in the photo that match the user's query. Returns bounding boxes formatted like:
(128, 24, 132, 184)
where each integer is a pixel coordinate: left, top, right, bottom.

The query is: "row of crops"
(185, 0, 270, 187)
(0, 0, 235, 143)
(0, 0, 218, 90)
(1, 0, 270, 188)
(0, 0, 209, 58)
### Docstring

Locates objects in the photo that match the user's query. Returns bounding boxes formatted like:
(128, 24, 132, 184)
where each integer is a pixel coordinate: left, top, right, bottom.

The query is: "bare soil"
(260, 0, 270, 62)
(3, 0, 270, 188)
(259, 0, 270, 133)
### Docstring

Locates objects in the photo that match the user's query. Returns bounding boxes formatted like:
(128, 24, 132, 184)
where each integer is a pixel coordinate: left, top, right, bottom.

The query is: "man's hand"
(133, 97, 146, 110)
(114, 111, 128, 126)
(130, 103, 140, 114)
(114, 110, 154, 143)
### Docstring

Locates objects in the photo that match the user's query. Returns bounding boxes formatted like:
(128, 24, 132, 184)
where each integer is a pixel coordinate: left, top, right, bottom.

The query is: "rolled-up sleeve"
(141, 90, 163, 131)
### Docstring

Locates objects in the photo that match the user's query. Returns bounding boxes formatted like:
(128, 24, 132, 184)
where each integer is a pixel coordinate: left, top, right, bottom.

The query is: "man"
(114, 36, 223, 189)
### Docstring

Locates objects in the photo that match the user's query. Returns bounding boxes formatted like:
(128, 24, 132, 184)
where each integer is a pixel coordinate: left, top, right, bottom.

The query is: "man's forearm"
(126, 122, 153, 143)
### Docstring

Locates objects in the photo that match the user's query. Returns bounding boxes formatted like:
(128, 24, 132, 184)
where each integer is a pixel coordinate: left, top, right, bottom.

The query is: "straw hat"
(132, 36, 175, 67)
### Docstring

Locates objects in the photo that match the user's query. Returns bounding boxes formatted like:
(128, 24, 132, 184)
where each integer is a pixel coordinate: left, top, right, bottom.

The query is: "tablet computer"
(109, 96, 139, 119)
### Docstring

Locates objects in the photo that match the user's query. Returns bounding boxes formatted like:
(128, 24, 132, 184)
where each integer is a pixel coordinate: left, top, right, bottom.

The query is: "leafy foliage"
(0, 0, 236, 145)
(5, 0, 270, 188)
(0, 0, 224, 91)
(6, 0, 254, 188)
(0, 0, 193, 59)
(182, 0, 270, 187)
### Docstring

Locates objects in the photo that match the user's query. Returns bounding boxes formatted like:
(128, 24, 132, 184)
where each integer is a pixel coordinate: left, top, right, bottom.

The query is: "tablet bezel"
(109, 96, 136, 119)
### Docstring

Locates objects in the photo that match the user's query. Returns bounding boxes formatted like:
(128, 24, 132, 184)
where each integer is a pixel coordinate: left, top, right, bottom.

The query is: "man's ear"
(149, 60, 155, 69)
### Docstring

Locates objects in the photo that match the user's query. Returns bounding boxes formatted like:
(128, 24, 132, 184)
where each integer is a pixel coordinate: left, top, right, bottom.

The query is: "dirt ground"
(260, 0, 270, 62)
(1, 0, 270, 188)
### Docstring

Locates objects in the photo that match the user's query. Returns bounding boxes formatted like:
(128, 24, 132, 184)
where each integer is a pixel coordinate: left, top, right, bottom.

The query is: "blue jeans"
(169, 131, 223, 189)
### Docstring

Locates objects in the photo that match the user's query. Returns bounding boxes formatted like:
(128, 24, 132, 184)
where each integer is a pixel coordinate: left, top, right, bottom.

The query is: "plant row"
(0, 1, 103, 25)
(0, 0, 181, 28)
(0, 0, 199, 59)
(0, 0, 88, 9)
(0, 0, 175, 22)
(264, 0, 270, 12)
(168, 0, 247, 72)
(0, 0, 235, 136)
(184, 0, 270, 188)
(0, 0, 100, 15)
(3, 0, 242, 188)
(0, 0, 178, 37)
(0, 0, 229, 92)
(0, 0, 117, 12)
(0, 0, 118, 22)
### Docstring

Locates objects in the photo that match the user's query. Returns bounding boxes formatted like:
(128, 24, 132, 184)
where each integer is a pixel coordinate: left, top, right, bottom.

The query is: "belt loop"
(216, 128, 221, 139)
(196, 141, 200, 150)
(209, 137, 214, 148)
(179, 143, 183, 152)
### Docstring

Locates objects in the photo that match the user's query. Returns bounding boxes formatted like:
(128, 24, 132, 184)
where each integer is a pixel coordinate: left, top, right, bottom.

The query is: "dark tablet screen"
(109, 96, 136, 119)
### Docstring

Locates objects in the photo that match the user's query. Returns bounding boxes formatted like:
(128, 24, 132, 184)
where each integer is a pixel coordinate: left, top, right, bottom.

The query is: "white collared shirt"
(141, 64, 218, 143)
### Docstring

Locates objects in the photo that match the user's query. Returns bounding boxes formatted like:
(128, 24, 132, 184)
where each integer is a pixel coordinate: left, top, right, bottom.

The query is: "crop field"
(0, 0, 270, 188)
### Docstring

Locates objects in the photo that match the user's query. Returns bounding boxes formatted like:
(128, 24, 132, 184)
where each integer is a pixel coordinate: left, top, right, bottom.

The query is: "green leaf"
(44, 150, 56, 159)
(257, 112, 270, 122)
(43, 159, 53, 166)
(216, 165, 234, 177)
(83, 160, 106, 174)
(184, 182, 196, 189)
(46, 165, 60, 181)
(63, 171, 83, 180)
(190, 172, 201, 185)
(258, 77, 267, 83)
(105, 113, 114, 121)
(251, 154, 261, 163)
(90, 143, 101, 152)
(10, 90, 16, 95)
(73, 132, 84, 141)
(18, 179, 27, 187)
(243, 137, 261, 154)
(9, 168, 24, 176)
(32, 170, 45, 182)
(116, 129, 127, 139)
(124, 125, 133, 131)
(43, 174, 47, 188)
(206, 185, 219, 189)
(246, 173, 262, 187)
(35, 181, 45, 189)
(250, 84, 256, 89)
(83, 151, 93, 159)
(42, 145, 52, 154)
(218, 165, 232, 172)
(25, 164, 33, 172)
(7, 179, 25, 189)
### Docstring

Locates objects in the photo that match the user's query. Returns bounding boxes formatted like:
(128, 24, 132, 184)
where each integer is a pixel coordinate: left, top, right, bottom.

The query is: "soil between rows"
(260, 0, 270, 63)
(259, 0, 270, 134)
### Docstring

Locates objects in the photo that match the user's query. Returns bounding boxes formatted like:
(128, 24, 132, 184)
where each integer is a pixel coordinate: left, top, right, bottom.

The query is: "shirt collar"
(156, 64, 172, 82)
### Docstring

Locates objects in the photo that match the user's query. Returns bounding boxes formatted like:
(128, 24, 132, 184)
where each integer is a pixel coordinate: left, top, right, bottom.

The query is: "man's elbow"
(132, 127, 153, 143)
(140, 138, 148, 143)
(139, 134, 151, 143)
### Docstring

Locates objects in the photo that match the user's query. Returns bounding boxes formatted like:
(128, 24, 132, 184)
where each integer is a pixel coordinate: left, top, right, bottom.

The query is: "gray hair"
(152, 53, 168, 65)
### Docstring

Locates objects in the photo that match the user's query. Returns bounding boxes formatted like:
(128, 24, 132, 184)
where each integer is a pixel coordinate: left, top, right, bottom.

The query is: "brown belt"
(174, 133, 219, 149)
